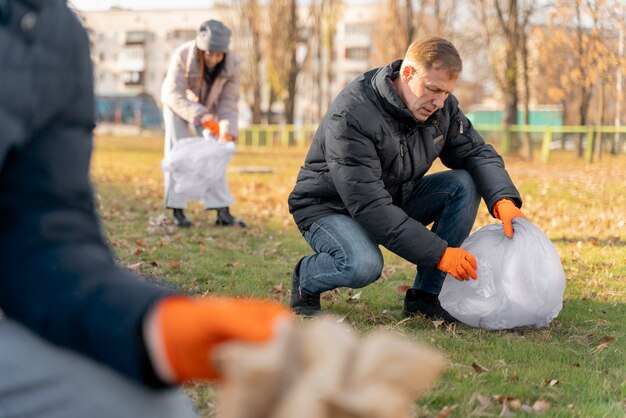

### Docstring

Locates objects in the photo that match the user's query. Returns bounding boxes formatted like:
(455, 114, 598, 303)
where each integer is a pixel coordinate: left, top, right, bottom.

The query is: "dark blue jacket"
(0, 0, 174, 387)
(288, 61, 522, 269)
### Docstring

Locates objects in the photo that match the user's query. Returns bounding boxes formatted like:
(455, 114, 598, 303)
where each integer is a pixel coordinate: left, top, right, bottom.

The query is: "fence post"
(297, 126, 306, 148)
(540, 128, 552, 163)
(502, 126, 511, 155)
(585, 127, 595, 163)
(252, 126, 260, 147)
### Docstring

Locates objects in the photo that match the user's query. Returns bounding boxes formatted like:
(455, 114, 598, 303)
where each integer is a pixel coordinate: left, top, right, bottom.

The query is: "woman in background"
(161, 19, 245, 228)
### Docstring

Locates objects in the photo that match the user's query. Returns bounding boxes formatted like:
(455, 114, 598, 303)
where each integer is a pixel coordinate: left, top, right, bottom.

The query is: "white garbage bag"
(162, 135, 236, 206)
(439, 218, 566, 330)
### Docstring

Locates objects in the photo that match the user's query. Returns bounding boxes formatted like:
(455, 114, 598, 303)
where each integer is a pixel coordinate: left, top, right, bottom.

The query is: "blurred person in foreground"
(0, 1, 290, 417)
(288, 37, 526, 320)
(161, 19, 245, 228)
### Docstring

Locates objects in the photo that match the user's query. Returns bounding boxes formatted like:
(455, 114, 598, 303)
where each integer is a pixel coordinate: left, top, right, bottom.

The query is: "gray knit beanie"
(196, 20, 231, 53)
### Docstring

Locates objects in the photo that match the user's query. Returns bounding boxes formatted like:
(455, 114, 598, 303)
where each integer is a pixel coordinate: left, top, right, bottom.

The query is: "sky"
(70, 0, 215, 11)
(70, 0, 373, 10)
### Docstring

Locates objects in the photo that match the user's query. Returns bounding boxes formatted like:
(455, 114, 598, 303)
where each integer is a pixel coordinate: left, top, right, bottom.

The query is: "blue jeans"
(298, 170, 480, 295)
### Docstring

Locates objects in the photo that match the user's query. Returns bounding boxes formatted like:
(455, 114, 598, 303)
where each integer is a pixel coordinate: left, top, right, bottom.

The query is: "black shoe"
(215, 207, 246, 227)
(290, 258, 321, 316)
(403, 288, 457, 323)
(172, 208, 192, 228)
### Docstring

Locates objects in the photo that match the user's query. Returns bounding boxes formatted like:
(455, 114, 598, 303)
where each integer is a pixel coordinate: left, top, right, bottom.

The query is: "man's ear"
(401, 65, 415, 82)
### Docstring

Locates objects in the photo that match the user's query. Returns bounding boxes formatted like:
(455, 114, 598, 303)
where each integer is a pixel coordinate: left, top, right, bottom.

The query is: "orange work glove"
(436, 247, 478, 281)
(152, 296, 292, 382)
(493, 198, 527, 239)
(202, 117, 220, 138)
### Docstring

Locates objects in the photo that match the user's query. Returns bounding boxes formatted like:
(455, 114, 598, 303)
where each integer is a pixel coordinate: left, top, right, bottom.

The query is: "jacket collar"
(371, 60, 437, 127)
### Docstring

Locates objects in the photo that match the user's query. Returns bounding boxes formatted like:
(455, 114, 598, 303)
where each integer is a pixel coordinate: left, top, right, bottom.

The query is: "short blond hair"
(404, 37, 462, 77)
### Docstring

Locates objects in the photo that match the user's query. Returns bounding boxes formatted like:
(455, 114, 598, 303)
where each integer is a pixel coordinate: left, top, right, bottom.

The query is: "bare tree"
(472, 0, 519, 154)
(518, 0, 541, 160)
(267, 0, 320, 124)
(536, 0, 622, 158)
(371, 0, 460, 66)
(234, 0, 264, 123)
(322, 0, 340, 111)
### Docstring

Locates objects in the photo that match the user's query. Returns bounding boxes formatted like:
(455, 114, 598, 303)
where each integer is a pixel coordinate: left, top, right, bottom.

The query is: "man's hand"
(493, 199, 527, 239)
(144, 296, 292, 383)
(436, 247, 477, 281)
(201, 114, 220, 138)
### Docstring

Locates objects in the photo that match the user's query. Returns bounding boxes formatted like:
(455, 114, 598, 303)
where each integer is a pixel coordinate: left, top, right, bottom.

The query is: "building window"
(166, 29, 196, 41)
(345, 47, 369, 60)
(345, 23, 371, 37)
(123, 71, 144, 86)
(126, 31, 148, 45)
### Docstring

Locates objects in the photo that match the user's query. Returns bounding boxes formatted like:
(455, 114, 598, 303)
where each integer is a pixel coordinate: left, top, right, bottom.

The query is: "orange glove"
(150, 296, 292, 382)
(493, 198, 527, 239)
(437, 247, 478, 281)
(202, 117, 220, 138)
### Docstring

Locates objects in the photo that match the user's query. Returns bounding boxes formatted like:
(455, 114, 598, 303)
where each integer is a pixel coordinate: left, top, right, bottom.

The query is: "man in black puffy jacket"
(288, 37, 526, 320)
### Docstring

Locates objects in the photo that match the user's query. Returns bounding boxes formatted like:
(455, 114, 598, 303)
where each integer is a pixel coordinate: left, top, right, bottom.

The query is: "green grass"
(92, 135, 626, 417)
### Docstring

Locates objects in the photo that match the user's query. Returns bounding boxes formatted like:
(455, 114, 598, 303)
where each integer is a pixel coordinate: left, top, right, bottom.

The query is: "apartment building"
(79, 4, 381, 126)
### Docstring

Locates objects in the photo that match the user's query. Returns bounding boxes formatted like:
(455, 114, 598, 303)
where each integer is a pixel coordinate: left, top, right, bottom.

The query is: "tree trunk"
(594, 81, 605, 162)
(577, 87, 591, 157)
(497, 0, 520, 155)
(520, 23, 532, 160)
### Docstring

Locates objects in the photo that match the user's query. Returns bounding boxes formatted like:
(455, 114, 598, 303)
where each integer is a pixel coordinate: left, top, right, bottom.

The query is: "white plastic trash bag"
(439, 218, 566, 330)
(162, 135, 236, 205)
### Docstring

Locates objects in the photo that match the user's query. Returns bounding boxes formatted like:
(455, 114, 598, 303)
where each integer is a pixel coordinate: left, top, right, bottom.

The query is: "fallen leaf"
(508, 373, 519, 382)
(133, 248, 144, 256)
(150, 261, 159, 267)
(269, 284, 288, 296)
(432, 320, 445, 329)
(544, 379, 559, 386)
(262, 247, 278, 256)
(474, 394, 494, 409)
(532, 400, 551, 413)
(437, 405, 456, 417)
(321, 293, 334, 301)
(496, 395, 518, 404)
(599, 335, 615, 344)
(127, 262, 142, 272)
(445, 322, 457, 333)
(347, 291, 361, 301)
(394, 284, 411, 295)
(135, 239, 145, 246)
(472, 362, 488, 374)
(508, 399, 521, 410)
(591, 335, 615, 353)
(168, 260, 181, 269)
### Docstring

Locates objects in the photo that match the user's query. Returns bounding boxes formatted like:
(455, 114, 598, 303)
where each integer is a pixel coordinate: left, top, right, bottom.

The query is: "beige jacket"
(161, 40, 240, 137)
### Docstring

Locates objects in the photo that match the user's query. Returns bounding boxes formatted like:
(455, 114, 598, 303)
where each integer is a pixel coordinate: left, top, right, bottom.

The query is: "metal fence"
(237, 124, 625, 163)
(475, 124, 626, 163)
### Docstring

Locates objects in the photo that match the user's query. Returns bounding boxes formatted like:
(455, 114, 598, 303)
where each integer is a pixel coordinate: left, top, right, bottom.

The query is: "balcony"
(125, 30, 149, 46)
